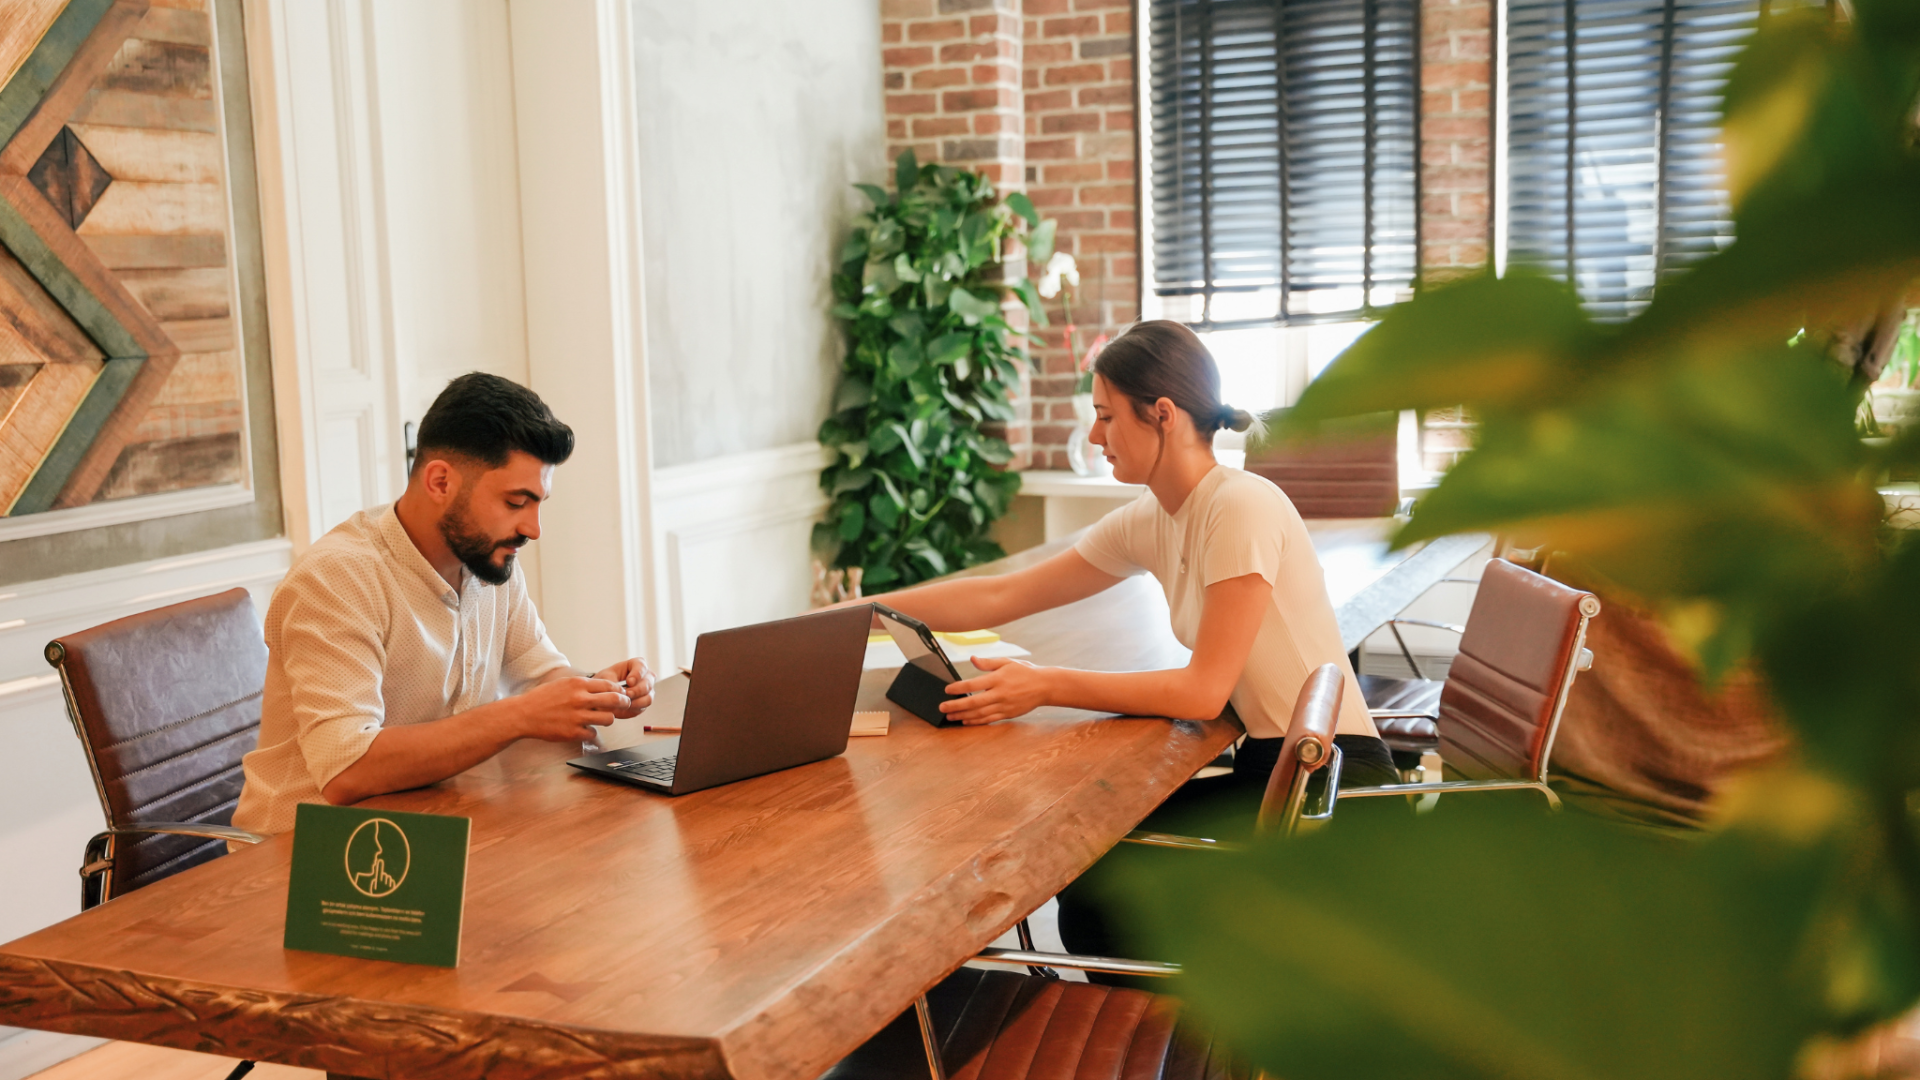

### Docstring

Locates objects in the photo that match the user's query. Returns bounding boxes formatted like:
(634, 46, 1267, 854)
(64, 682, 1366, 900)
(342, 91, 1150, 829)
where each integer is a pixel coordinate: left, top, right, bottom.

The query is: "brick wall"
(881, 0, 1031, 460)
(882, 0, 1025, 188)
(878, 0, 1494, 471)
(1417, 0, 1493, 469)
(1021, 0, 1137, 471)
(1420, 0, 1494, 278)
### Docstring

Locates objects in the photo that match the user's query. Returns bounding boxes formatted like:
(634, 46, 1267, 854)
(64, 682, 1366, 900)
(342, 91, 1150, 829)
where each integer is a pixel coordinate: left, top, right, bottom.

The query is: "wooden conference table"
(0, 520, 1483, 1080)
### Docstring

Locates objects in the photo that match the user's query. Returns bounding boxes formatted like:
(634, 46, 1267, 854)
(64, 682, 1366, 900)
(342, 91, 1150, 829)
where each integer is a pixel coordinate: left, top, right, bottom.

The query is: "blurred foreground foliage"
(1119, 4, 1920, 1077)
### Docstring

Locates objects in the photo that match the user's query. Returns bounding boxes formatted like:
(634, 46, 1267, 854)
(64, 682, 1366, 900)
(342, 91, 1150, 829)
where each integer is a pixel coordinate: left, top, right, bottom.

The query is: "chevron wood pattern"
(0, 0, 244, 519)
(0, 360, 37, 416)
(0, 0, 83, 114)
(0, 353, 99, 510)
(0, 244, 104, 366)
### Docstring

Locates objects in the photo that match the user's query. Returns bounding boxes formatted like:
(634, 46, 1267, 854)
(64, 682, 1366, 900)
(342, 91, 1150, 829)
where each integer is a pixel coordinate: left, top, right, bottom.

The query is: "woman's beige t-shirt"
(1073, 465, 1376, 740)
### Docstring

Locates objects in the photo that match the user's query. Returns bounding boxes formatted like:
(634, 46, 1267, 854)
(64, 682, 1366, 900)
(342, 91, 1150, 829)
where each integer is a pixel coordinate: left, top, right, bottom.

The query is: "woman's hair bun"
(1220, 407, 1254, 433)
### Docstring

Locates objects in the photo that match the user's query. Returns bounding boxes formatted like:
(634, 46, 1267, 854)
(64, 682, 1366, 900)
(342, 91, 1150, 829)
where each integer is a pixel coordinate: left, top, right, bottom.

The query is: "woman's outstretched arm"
(937, 572, 1271, 724)
(862, 547, 1125, 631)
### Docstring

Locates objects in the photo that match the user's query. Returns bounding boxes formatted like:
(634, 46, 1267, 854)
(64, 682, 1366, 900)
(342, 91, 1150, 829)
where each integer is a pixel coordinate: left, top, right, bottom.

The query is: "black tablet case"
(873, 604, 966, 727)
(887, 660, 963, 727)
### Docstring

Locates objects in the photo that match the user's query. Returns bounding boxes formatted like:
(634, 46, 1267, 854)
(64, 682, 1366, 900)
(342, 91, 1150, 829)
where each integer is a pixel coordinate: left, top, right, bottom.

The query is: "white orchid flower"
(1037, 251, 1079, 299)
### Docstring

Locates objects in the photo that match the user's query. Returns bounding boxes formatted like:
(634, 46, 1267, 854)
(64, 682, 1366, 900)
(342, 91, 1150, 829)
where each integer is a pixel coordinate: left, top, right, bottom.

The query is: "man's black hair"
(413, 372, 573, 472)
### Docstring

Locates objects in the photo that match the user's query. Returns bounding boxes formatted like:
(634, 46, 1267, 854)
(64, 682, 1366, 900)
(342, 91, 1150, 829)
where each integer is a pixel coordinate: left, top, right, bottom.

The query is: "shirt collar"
(1170, 463, 1227, 524)
(374, 503, 465, 608)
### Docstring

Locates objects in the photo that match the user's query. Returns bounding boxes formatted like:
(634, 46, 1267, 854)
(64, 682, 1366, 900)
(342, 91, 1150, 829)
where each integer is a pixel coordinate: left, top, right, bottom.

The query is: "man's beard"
(439, 494, 524, 586)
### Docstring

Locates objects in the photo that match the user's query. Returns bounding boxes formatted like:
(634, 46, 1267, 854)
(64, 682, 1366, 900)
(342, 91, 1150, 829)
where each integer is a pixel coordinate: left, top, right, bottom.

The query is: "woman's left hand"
(940, 655, 1053, 725)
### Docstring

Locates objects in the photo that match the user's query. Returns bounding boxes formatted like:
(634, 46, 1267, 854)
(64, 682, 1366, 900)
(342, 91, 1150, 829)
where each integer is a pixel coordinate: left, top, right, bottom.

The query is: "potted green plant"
(814, 151, 1054, 592)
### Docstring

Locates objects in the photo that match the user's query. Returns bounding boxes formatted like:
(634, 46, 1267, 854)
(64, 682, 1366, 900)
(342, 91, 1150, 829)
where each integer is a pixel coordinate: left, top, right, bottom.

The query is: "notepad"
(869, 628, 1002, 646)
(851, 710, 891, 737)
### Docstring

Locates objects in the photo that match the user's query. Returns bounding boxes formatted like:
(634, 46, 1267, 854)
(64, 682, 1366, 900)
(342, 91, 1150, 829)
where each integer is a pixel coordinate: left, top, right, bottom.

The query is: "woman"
(869, 319, 1398, 963)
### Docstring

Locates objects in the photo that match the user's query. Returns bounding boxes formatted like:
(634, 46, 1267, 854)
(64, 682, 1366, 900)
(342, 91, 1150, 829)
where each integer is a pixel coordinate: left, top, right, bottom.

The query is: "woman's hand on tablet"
(940, 655, 1053, 724)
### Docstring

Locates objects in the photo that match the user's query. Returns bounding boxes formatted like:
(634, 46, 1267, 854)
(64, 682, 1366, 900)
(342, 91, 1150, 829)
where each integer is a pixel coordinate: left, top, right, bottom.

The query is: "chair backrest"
(1242, 414, 1399, 519)
(45, 587, 267, 899)
(1257, 663, 1344, 836)
(1437, 559, 1599, 784)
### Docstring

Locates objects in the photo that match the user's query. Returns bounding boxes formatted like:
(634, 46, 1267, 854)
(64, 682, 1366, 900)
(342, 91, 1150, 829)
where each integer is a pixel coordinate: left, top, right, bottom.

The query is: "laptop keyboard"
(607, 755, 676, 783)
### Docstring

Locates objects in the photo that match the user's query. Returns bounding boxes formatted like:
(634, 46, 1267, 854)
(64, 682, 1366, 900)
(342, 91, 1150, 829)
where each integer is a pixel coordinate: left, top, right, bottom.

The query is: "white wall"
(627, 0, 885, 666)
(632, 0, 885, 468)
(370, 0, 532, 427)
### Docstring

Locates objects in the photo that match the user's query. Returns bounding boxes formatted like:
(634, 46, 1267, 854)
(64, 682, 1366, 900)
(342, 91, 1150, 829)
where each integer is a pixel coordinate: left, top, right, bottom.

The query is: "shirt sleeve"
(501, 561, 573, 692)
(1198, 478, 1290, 587)
(268, 557, 390, 792)
(1073, 494, 1154, 578)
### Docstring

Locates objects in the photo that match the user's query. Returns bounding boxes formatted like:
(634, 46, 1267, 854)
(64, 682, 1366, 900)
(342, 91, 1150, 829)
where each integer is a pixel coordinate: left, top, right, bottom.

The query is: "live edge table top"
(0, 520, 1478, 1080)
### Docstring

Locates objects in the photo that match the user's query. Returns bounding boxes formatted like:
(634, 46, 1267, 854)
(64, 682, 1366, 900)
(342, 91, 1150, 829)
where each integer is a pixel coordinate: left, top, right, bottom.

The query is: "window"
(1146, 0, 1422, 331)
(1504, 0, 1760, 320)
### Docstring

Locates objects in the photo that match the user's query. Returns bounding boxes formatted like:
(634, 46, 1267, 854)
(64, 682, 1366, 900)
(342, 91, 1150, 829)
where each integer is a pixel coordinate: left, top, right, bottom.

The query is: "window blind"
(1148, 0, 1421, 329)
(1506, 0, 1759, 321)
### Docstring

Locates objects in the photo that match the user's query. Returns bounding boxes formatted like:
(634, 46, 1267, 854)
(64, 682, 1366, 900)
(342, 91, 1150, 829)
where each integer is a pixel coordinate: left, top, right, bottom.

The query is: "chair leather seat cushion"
(822, 967, 1246, 1080)
(1358, 675, 1441, 752)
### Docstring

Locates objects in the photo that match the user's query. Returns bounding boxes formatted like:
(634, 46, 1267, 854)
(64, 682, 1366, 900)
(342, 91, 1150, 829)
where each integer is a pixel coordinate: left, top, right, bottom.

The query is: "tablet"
(871, 603, 966, 727)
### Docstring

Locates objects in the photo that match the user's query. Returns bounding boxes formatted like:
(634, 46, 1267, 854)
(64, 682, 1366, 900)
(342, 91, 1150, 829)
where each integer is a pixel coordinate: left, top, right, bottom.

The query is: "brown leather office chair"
(1349, 558, 1600, 808)
(824, 666, 1346, 1080)
(45, 587, 268, 910)
(1243, 411, 1400, 519)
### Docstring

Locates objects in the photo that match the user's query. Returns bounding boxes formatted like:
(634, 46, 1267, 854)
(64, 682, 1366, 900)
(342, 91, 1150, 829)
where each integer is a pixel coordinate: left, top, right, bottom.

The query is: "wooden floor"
(28, 1041, 321, 1080)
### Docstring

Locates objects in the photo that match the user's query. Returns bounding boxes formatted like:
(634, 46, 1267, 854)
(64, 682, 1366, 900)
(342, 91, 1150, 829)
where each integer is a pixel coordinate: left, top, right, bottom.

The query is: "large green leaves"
(1294, 270, 1599, 420)
(1111, 790, 1917, 1080)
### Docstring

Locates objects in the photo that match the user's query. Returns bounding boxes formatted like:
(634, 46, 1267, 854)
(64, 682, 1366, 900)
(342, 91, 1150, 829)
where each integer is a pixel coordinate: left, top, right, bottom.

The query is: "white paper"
(863, 639, 1031, 671)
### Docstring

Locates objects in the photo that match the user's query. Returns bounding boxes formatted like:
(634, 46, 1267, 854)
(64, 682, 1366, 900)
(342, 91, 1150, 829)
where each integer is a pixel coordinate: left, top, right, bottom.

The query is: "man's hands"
(515, 658, 654, 741)
(593, 658, 655, 719)
(939, 655, 1055, 725)
(513, 676, 635, 741)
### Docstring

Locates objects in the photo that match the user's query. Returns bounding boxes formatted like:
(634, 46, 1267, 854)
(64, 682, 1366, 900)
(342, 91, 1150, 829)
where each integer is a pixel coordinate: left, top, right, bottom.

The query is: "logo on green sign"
(345, 818, 410, 898)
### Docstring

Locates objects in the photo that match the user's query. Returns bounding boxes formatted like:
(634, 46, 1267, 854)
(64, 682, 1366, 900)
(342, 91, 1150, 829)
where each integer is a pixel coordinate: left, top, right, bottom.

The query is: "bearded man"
(234, 373, 652, 835)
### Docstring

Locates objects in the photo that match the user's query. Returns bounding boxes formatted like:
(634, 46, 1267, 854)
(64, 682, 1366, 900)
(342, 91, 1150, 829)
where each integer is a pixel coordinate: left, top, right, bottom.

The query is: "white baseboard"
(652, 442, 832, 670)
(0, 1027, 105, 1080)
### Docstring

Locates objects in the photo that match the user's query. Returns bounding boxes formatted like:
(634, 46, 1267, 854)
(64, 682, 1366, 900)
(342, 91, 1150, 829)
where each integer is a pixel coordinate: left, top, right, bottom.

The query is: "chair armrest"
(100, 822, 265, 845)
(1299, 742, 1342, 821)
(1369, 709, 1437, 720)
(79, 823, 266, 906)
(974, 947, 1181, 978)
(1120, 830, 1243, 852)
(1387, 618, 1466, 635)
(1382, 620, 1462, 681)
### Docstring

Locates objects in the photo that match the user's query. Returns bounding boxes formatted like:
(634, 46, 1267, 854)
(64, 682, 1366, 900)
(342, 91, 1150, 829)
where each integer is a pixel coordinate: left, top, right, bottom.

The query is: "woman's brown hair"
(1091, 320, 1253, 440)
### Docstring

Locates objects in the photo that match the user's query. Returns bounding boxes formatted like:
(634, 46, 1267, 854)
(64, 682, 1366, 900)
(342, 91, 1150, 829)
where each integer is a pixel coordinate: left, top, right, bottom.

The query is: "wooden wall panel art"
(0, 0, 248, 520)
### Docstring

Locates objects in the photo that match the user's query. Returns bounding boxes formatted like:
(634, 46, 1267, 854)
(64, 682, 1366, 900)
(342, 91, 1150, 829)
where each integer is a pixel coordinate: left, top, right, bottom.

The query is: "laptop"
(567, 605, 871, 795)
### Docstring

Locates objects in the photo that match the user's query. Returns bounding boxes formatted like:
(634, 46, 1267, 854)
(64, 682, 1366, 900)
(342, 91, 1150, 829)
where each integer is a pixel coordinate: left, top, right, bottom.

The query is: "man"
(234, 373, 652, 835)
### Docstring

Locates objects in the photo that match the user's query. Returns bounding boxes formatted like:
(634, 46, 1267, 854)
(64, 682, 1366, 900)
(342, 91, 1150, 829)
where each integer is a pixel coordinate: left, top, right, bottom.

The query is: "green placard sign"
(283, 803, 470, 967)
